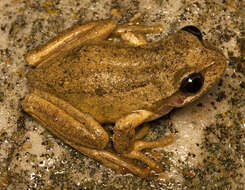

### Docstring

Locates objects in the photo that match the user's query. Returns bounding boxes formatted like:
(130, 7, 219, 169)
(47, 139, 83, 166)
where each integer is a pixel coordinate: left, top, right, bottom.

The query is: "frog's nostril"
(180, 73, 204, 94)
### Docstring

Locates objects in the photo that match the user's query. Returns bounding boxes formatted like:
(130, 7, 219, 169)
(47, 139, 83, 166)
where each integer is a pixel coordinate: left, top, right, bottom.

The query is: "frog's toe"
(133, 135, 174, 151)
(124, 150, 163, 172)
(123, 135, 174, 172)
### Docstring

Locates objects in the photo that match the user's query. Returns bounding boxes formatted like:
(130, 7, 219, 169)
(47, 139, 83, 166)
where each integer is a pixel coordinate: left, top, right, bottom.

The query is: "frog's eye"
(181, 26, 202, 41)
(180, 73, 204, 94)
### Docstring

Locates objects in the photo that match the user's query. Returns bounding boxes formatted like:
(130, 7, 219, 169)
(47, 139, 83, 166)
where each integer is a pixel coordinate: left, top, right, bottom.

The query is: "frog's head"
(164, 26, 227, 108)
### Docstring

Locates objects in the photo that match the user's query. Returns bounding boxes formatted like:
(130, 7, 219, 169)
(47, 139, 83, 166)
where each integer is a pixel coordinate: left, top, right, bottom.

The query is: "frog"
(21, 18, 226, 178)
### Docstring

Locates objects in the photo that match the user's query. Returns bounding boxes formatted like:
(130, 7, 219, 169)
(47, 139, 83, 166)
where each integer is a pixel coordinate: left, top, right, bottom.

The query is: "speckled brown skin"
(22, 19, 226, 177)
(26, 30, 226, 123)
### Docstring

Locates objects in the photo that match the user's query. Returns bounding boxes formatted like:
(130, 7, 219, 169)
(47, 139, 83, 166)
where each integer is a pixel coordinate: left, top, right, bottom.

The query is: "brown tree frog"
(22, 18, 226, 178)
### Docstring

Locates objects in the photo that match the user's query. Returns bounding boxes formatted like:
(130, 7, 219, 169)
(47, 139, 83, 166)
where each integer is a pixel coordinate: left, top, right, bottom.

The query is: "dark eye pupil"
(180, 73, 204, 93)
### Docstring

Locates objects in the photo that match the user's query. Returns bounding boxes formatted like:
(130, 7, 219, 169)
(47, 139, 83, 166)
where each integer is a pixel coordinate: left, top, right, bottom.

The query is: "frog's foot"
(112, 24, 163, 46)
(71, 144, 151, 178)
(123, 135, 174, 172)
(113, 110, 174, 172)
(111, 15, 163, 46)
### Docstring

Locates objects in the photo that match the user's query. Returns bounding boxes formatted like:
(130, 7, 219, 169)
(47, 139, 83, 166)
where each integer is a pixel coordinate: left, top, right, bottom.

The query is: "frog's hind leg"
(21, 91, 150, 178)
(22, 91, 109, 150)
(26, 20, 117, 67)
(113, 110, 174, 172)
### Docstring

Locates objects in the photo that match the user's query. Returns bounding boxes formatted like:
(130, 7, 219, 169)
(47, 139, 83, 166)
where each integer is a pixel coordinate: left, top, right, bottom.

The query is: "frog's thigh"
(22, 92, 109, 150)
(26, 19, 117, 67)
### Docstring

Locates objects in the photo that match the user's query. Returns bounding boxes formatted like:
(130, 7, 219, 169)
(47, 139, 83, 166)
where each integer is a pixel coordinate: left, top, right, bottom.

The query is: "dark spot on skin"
(218, 79, 223, 87)
(216, 91, 227, 102)
(95, 88, 107, 96)
(0, 91, 4, 102)
(1, 132, 7, 137)
(196, 103, 203, 107)
(58, 80, 64, 87)
(240, 81, 245, 89)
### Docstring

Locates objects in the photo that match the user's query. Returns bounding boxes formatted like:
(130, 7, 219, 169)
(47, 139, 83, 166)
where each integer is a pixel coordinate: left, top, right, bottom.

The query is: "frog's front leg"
(22, 92, 151, 178)
(113, 110, 174, 172)
(26, 20, 117, 67)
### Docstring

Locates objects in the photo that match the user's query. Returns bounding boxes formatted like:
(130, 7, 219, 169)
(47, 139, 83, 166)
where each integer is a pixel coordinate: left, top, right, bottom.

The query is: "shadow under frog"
(22, 18, 226, 178)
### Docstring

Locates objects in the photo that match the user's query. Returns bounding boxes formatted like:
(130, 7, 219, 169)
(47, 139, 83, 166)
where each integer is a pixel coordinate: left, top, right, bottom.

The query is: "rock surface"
(0, 0, 244, 189)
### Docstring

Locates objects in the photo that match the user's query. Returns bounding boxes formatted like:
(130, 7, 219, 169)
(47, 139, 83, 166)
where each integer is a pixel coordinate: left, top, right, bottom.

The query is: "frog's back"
(27, 31, 206, 123)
